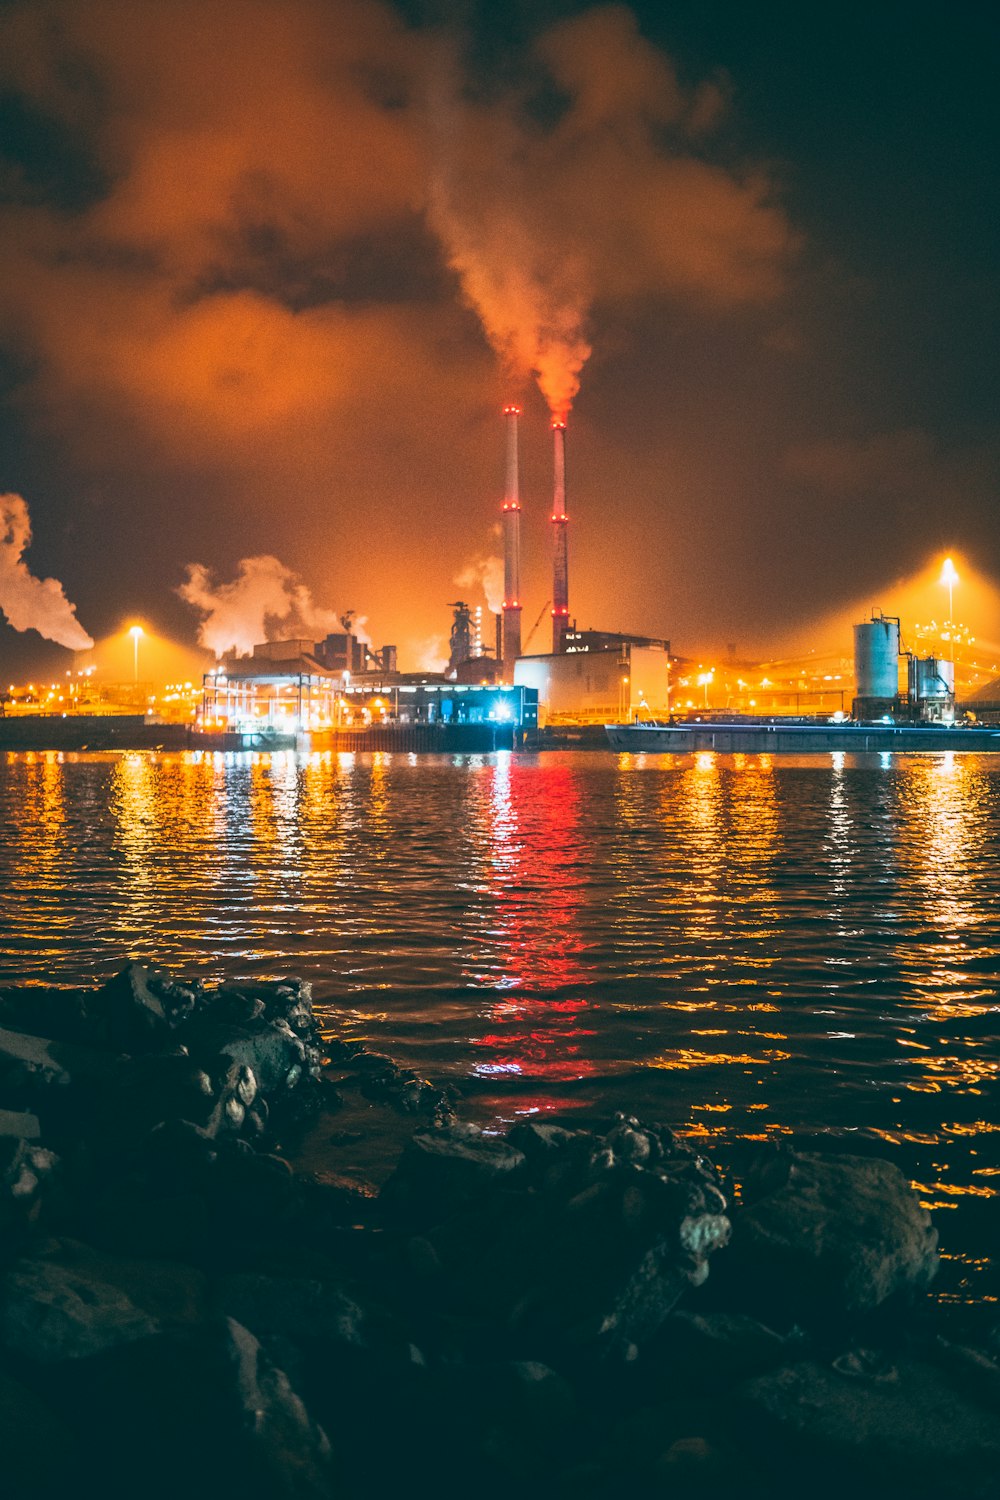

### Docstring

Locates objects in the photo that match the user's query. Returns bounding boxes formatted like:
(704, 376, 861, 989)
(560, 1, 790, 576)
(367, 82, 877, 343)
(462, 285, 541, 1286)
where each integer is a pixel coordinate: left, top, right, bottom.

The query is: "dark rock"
(0, 1107, 41, 1140)
(0, 1362, 83, 1499)
(654, 1309, 791, 1387)
(382, 1122, 525, 1220)
(1, 1256, 159, 1362)
(0, 1024, 118, 1100)
(349, 1050, 400, 1074)
(598, 1395, 737, 1496)
(55, 1316, 332, 1500)
(183, 1016, 306, 1095)
(0, 1136, 59, 1236)
(740, 1355, 1000, 1497)
(87, 962, 194, 1051)
(97, 1052, 226, 1141)
(504, 1359, 578, 1434)
(721, 1149, 939, 1319)
(507, 1120, 580, 1159)
(0, 985, 92, 1047)
(32, 1239, 209, 1325)
(213, 1272, 369, 1350)
(421, 1115, 730, 1361)
(929, 1336, 1000, 1411)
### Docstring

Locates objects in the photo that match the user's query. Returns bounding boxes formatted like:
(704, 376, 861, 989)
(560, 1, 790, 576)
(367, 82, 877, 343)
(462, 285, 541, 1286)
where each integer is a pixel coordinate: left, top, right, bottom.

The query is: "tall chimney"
(551, 419, 569, 653)
(501, 404, 522, 678)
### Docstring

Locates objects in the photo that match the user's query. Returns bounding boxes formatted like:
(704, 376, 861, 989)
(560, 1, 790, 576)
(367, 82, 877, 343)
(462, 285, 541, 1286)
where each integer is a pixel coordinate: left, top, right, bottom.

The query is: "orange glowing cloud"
(0, 0, 806, 665)
(0, 0, 797, 444)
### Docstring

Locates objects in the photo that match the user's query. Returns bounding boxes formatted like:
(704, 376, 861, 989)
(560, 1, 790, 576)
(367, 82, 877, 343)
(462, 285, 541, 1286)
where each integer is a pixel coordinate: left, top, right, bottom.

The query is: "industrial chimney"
(501, 404, 522, 678)
(551, 419, 569, 653)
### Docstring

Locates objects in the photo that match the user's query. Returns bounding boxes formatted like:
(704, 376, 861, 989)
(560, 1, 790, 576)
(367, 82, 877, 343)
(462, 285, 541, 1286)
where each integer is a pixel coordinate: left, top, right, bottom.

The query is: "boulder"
(87, 962, 196, 1051)
(34, 1239, 208, 1325)
(1, 1257, 159, 1362)
(721, 1149, 938, 1319)
(0, 985, 91, 1046)
(0, 1363, 82, 1499)
(0, 1135, 59, 1234)
(213, 1272, 369, 1349)
(419, 1115, 731, 1361)
(0, 1025, 118, 1097)
(0, 1107, 40, 1140)
(54, 1316, 332, 1500)
(382, 1122, 526, 1220)
(740, 1355, 1000, 1497)
(654, 1309, 791, 1387)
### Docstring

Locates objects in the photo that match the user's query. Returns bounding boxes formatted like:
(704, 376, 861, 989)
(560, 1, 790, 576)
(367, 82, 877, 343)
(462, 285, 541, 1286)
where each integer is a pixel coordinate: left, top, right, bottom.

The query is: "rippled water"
(1, 748, 998, 1306)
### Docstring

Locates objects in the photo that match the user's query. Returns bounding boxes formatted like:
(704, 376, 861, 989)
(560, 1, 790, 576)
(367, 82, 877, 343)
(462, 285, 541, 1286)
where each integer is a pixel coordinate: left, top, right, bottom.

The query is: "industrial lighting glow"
(127, 623, 144, 682)
(940, 556, 959, 620)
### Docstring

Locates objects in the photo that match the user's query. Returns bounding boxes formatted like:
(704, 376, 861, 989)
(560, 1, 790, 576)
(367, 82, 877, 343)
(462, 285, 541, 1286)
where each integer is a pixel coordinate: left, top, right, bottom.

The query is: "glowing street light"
(940, 557, 958, 622)
(128, 624, 144, 683)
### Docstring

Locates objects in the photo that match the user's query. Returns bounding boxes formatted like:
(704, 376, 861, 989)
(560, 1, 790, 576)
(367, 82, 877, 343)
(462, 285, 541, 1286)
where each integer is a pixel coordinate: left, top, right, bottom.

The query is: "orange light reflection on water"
(465, 754, 596, 1108)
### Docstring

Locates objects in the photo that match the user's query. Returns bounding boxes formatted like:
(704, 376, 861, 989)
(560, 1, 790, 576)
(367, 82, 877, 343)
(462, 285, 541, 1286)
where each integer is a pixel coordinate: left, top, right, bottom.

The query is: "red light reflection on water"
(469, 757, 596, 1108)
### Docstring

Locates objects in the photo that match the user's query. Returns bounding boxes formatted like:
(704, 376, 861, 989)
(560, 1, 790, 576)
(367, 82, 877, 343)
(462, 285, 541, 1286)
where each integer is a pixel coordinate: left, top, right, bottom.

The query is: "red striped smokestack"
(501, 404, 522, 678)
(551, 419, 569, 653)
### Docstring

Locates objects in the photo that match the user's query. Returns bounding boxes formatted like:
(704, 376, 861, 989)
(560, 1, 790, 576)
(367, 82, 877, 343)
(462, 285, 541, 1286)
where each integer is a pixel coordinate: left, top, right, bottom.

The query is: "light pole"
(129, 625, 144, 684)
(940, 557, 958, 623)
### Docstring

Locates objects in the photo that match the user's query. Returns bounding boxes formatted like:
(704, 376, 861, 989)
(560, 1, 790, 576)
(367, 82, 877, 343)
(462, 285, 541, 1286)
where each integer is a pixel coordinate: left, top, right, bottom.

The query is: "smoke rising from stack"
(455, 553, 504, 615)
(427, 103, 591, 423)
(426, 9, 793, 425)
(178, 555, 346, 658)
(0, 494, 94, 650)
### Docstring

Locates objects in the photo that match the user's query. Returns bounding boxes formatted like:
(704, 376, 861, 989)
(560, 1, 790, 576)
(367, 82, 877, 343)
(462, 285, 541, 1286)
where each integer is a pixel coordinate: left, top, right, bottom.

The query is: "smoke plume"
(428, 98, 592, 422)
(0, 494, 94, 649)
(426, 7, 794, 421)
(178, 555, 341, 658)
(413, 634, 448, 674)
(455, 553, 504, 614)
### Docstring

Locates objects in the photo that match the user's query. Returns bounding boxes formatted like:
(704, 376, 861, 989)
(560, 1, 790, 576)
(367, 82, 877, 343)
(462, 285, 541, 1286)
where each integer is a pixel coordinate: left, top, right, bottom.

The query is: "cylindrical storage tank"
(908, 656, 955, 701)
(854, 617, 900, 699)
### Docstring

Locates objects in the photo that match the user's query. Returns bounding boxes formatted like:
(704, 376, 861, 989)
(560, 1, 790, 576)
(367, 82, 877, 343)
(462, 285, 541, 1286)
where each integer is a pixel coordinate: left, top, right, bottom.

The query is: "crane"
(522, 601, 551, 654)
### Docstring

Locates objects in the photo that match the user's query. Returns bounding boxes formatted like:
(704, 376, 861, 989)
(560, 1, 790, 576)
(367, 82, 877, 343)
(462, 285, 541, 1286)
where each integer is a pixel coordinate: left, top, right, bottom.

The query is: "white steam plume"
(178, 555, 342, 658)
(455, 554, 504, 614)
(0, 493, 94, 649)
(412, 634, 448, 674)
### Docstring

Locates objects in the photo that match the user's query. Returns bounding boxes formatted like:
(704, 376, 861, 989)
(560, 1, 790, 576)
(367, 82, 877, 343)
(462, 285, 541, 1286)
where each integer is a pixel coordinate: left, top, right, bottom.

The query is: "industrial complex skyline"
(0, 0, 997, 675)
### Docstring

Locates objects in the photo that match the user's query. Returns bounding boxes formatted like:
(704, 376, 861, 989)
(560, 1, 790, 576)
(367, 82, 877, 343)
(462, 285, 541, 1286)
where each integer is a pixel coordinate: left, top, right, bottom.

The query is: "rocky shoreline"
(0, 963, 997, 1498)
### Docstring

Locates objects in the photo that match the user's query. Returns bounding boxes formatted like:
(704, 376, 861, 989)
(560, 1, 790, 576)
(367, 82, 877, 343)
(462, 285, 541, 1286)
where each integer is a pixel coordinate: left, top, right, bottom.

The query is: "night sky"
(0, 0, 996, 673)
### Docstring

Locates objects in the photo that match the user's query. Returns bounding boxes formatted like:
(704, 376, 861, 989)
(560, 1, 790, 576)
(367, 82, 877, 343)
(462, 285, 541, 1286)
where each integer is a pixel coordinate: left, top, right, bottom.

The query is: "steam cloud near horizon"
(178, 555, 348, 659)
(0, 494, 94, 650)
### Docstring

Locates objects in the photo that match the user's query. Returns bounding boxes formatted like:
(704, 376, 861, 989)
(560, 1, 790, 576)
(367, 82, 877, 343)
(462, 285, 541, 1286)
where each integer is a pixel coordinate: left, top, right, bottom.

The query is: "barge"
(605, 720, 1000, 754)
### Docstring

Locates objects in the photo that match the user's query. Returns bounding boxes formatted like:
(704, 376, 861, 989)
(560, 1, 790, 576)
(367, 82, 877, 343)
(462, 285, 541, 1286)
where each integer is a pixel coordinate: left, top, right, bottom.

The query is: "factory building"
(199, 637, 537, 747)
(515, 638, 671, 725)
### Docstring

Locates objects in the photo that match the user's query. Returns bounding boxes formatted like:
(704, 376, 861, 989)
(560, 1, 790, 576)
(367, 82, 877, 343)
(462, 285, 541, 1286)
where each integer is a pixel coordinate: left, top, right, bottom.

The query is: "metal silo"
(854, 615, 901, 699)
(907, 656, 956, 720)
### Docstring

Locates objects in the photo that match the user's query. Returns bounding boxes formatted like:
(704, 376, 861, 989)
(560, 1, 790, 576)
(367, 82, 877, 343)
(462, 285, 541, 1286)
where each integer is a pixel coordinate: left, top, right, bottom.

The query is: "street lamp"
(940, 557, 958, 623)
(128, 625, 144, 684)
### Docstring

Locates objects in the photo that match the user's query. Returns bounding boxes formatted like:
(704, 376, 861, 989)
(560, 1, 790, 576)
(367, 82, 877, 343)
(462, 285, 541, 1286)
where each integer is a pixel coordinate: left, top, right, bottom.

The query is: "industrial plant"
(3, 411, 1000, 754)
(191, 402, 673, 748)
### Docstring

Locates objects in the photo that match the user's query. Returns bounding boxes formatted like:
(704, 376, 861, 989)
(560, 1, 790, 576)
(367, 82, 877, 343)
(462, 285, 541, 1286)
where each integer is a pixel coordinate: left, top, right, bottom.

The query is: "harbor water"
(1, 747, 998, 1308)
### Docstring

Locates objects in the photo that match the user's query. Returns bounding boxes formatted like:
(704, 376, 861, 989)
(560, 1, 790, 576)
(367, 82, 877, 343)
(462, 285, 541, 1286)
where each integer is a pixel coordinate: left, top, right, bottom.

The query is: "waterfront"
(1, 747, 998, 1305)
